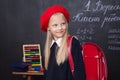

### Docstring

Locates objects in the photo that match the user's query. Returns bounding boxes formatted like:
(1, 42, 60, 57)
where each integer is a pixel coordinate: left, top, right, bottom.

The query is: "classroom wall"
(0, 0, 120, 80)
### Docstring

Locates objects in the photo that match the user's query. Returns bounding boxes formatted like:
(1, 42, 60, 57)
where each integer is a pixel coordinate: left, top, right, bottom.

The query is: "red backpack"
(67, 36, 108, 80)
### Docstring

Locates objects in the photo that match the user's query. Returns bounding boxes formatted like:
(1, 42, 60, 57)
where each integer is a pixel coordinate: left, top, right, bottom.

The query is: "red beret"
(40, 5, 70, 32)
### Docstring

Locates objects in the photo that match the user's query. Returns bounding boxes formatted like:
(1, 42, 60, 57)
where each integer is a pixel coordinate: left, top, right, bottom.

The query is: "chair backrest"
(82, 42, 108, 80)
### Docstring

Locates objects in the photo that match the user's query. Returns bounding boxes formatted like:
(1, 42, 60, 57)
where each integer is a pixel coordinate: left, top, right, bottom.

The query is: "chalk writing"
(108, 28, 120, 33)
(108, 40, 120, 44)
(78, 35, 92, 41)
(76, 28, 94, 41)
(108, 35, 120, 39)
(76, 27, 94, 34)
(72, 13, 100, 22)
(85, 0, 91, 11)
(72, 0, 120, 28)
(93, 3, 120, 15)
(107, 28, 120, 51)
(101, 15, 120, 28)
(84, 0, 120, 15)
(108, 46, 120, 51)
(71, 0, 120, 51)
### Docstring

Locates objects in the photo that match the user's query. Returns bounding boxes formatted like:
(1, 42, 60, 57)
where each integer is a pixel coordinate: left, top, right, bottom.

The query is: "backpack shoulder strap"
(67, 35, 74, 76)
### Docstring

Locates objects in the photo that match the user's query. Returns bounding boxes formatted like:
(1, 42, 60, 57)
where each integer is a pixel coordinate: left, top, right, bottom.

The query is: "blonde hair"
(44, 13, 69, 69)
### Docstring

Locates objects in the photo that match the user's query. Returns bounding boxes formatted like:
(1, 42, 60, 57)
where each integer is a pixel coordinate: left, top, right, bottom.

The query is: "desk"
(12, 71, 44, 80)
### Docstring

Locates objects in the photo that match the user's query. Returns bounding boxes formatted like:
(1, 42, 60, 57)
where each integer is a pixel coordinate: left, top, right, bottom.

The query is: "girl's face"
(48, 13, 68, 41)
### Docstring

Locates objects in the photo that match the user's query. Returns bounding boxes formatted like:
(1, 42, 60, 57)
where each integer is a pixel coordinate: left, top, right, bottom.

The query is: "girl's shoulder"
(72, 35, 78, 40)
(70, 35, 80, 45)
(67, 35, 80, 46)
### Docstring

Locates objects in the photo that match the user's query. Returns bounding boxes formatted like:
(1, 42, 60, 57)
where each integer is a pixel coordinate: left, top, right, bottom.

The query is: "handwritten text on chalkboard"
(72, 0, 120, 51)
(108, 28, 120, 51)
(72, 0, 120, 28)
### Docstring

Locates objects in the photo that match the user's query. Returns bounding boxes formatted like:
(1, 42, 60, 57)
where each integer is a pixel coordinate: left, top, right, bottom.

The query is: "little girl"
(40, 5, 86, 80)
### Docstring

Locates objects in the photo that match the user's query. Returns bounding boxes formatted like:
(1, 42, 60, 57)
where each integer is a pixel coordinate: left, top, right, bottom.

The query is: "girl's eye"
(61, 22, 66, 26)
(52, 24, 58, 27)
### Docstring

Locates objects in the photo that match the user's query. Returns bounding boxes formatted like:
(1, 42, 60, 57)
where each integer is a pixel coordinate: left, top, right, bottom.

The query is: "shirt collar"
(51, 38, 62, 47)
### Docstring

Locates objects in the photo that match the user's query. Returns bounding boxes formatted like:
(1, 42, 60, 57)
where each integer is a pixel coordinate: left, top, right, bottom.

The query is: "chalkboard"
(69, 0, 120, 53)
(0, 0, 120, 80)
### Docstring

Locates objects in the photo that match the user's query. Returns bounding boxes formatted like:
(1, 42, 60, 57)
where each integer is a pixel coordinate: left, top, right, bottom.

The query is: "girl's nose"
(58, 25, 62, 29)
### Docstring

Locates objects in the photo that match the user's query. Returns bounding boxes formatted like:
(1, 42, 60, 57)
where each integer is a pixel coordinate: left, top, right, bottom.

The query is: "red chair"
(82, 42, 108, 80)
